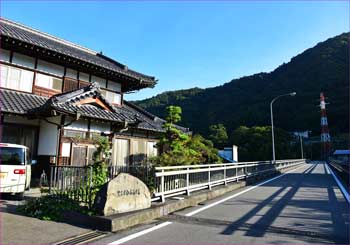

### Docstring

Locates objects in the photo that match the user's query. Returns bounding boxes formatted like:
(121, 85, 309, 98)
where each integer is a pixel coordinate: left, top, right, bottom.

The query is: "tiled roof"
(33, 83, 139, 123)
(0, 18, 156, 87)
(0, 89, 47, 114)
(0, 87, 189, 133)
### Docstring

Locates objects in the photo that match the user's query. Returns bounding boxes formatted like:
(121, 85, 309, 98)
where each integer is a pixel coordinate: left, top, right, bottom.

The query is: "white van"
(0, 143, 34, 200)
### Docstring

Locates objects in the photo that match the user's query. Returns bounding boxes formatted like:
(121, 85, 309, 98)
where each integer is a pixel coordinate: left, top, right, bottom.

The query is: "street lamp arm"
(270, 92, 297, 106)
(270, 91, 296, 163)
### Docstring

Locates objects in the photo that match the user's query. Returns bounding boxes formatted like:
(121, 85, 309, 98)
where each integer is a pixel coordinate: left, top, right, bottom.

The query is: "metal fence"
(49, 165, 93, 207)
(153, 159, 306, 202)
(49, 159, 306, 205)
(108, 165, 155, 186)
(328, 160, 349, 187)
(49, 164, 154, 206)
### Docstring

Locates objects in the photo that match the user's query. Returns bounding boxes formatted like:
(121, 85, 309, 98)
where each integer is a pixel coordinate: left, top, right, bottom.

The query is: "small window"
(63, 129, 87, 138)
(66, 68, 78, 79)
(101, 89, 121, 105)
(36, 73, 62, 91)
(37, 59, 64, 76)
(61, 143, 71, 157)
(12, 53, 35, 68)
(107, 81, 121, 92)
(0, 64, 34, 92)
(91, 75, 106, 88)
(0, 48, 11, 62)
(79, 72, 90, 82)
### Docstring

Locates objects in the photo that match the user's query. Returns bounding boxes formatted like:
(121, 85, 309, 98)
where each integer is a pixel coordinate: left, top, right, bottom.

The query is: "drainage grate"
(53, 230, 108, 245)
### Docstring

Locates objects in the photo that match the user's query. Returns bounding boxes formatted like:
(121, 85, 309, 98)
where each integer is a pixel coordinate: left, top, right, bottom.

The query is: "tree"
(158, 106, 190, 153)
(209, 124, 228, 148)
(153, 105, 221, 166)
(231, 125, 298, 161)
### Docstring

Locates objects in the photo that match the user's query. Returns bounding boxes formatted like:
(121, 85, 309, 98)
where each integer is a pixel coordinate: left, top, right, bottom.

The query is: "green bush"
(17, 195, 91, 221)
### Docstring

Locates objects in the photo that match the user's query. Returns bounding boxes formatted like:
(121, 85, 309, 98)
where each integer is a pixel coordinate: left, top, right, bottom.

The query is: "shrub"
(17, 195, 91, 221)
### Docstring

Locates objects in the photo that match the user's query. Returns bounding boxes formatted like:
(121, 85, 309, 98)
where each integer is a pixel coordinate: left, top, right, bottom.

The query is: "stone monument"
(93, 173, 151, 216)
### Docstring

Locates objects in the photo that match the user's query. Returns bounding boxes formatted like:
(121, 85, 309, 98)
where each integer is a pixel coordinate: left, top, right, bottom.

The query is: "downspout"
(118, 121, 129, 133)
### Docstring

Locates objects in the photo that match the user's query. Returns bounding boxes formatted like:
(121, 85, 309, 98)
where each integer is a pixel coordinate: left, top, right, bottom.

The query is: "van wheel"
(16, 192, 24, 201)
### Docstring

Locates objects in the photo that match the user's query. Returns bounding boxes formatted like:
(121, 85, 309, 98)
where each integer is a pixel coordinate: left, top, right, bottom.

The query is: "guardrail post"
(236, 166, 238, 182)
(224, 165, 227, 185)
(186, 167, 190, 196)
(160, 169, 165, 202)
(208, 165, 212, 190)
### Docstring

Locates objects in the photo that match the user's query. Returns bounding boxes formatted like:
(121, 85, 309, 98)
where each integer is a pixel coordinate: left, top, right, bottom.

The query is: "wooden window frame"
(0, 63, 35, 93)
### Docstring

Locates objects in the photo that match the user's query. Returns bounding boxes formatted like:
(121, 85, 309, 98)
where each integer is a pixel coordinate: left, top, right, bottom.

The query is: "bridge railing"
(153, 159, 306, 202)
(328, 160, 349, 187)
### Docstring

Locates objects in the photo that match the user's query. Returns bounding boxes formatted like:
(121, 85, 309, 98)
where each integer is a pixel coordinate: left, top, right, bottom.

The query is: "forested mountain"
(135, 33, 349, 141)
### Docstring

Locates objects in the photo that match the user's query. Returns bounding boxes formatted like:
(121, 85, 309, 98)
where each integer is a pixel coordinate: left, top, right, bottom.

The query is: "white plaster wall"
(37, 117, 60, 156)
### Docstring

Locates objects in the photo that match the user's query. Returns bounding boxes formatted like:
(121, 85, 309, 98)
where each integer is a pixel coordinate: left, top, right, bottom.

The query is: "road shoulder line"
(325, 163, 350, 203)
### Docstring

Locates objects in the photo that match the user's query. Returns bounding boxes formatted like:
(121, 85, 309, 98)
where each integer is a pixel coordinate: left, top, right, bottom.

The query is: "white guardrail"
(153, 159, 306, 202)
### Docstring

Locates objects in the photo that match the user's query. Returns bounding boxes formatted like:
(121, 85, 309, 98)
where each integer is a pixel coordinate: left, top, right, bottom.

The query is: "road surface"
(95, 162, 349, 244)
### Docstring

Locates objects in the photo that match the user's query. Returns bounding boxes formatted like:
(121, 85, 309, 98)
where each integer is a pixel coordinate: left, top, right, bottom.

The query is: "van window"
(0, 147, 25, 165)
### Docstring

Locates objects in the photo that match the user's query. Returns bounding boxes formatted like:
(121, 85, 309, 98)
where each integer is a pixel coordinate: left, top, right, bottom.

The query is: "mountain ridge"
(135, 33, 349, 140)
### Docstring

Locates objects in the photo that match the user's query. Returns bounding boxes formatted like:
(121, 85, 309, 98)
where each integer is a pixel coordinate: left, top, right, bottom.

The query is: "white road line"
(108, 164, 307, 244)
(185, 164, 306, 216)
(108, 222, 173, 245)
(325, 163, 350, 203)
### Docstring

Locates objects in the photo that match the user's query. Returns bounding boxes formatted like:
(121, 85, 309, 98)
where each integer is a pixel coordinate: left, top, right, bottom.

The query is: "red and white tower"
(320, 92, 331, 159)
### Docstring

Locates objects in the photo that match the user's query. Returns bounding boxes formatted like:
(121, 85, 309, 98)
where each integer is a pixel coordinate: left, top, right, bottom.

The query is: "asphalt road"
(0, 189, 91, 244)
(95, 162, 349, 244)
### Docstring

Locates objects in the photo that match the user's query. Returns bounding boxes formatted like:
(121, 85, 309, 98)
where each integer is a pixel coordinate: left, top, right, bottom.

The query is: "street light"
(270, 92, 296, 163)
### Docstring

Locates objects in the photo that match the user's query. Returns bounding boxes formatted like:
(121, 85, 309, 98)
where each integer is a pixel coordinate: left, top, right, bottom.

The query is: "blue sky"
(1, 1, 349, 100)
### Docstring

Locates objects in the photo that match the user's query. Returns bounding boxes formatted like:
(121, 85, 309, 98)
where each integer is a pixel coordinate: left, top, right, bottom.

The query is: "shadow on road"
(219, 163, 349, 244)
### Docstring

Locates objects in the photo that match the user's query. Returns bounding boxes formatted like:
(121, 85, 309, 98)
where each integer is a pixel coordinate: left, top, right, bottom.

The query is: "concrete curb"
(62, 164, 302, 232)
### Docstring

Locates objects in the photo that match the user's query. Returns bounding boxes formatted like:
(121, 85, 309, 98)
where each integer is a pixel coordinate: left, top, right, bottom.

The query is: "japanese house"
(0, 18, 189, 177)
